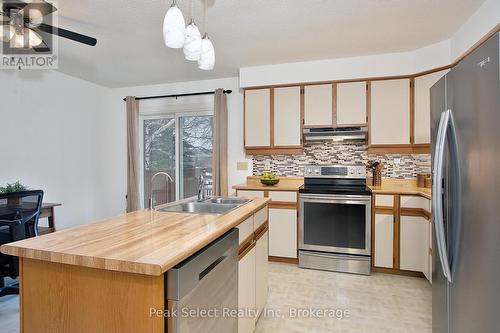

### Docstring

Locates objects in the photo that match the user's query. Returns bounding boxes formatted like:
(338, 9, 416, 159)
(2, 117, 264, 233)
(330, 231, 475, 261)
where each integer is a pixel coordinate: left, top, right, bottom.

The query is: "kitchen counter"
(1, 197, 270, 276)
(233, 176, 304, 192)
(368, 178, 432, 199)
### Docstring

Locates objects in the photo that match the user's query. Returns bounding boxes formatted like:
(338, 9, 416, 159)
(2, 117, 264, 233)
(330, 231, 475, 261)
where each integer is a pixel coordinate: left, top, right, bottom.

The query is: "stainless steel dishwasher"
(166, 228, 238, 333)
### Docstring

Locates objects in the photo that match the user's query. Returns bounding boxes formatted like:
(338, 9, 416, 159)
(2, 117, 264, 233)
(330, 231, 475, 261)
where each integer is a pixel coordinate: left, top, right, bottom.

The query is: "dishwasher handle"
(166, 228, 239, 301)
(199, 255, 227, 281)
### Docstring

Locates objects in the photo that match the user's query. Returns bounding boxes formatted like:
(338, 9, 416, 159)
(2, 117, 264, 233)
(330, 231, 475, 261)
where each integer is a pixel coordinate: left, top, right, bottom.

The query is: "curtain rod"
(122, 89, 232, 101)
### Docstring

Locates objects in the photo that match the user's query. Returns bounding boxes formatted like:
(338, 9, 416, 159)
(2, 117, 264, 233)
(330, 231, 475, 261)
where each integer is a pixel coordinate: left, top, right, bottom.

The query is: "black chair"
(0, 190, 44, 297)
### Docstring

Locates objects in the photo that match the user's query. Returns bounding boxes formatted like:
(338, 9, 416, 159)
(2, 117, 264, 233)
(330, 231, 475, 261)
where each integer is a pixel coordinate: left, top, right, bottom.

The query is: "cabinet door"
(274, 86, 301, 146)
(255, 230, 268, 319)
(236, 190, 265, 199)
(238, 247, 256, 333)
(245, 89, 271, 147)
(400, 216, 428, 272)
(337, 81, 367, 125)
(414, 70, 449, 144)
(269, 208, 297, 258)
(304, 84, 333, 126)
(370, 79, 410, 144)
(374, 213, 394, 268)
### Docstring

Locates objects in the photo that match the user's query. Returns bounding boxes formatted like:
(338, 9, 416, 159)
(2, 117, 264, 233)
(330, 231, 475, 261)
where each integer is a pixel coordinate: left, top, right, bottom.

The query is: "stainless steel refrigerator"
(430, 32, 500, 333)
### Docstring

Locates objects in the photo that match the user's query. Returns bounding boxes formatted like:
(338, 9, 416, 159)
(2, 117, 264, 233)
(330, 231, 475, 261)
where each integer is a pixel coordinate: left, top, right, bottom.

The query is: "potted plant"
(0, 181, 30, 209)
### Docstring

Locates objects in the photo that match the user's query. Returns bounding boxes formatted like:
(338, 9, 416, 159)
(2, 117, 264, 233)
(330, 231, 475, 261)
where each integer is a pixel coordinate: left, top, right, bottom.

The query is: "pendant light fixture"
(163, 0, 186, 48)
(183, 0, 202, 61)
(198, 0, 215, 70)
(0, 25, 15, 42)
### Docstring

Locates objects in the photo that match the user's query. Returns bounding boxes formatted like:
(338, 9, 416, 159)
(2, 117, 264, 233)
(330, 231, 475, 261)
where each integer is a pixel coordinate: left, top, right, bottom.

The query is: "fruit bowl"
(260, 178, 280, 186)
(260, 172, 280, 186)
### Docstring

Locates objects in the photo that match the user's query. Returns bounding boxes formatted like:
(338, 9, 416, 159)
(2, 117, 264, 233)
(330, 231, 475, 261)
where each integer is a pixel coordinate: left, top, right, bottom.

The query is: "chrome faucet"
(197, 174, 206, 201)
(149, 172, 173, 210)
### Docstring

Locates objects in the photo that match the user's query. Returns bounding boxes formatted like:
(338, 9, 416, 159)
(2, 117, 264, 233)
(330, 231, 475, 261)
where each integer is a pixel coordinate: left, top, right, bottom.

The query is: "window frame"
(139, 109, 213, 208)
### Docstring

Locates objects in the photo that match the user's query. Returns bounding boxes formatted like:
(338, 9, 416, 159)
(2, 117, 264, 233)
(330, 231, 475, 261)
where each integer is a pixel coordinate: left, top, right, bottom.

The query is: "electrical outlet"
(236, 161, 248, 171)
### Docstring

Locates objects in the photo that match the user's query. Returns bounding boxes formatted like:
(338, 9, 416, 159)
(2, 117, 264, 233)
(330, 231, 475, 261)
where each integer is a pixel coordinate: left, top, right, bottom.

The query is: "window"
(141, 112, 213, 208)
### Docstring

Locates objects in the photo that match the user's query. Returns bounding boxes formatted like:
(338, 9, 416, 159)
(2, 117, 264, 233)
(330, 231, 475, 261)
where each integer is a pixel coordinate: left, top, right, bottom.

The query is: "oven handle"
(299, 194, 371, 204)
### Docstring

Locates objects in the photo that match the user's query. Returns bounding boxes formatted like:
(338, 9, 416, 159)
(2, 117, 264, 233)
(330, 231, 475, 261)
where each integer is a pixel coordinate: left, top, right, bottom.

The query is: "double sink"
(156, 197, 250, 215)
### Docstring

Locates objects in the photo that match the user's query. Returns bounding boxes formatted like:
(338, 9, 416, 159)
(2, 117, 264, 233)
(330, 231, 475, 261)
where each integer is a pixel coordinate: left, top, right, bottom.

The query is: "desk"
(38, 203, 61, 235)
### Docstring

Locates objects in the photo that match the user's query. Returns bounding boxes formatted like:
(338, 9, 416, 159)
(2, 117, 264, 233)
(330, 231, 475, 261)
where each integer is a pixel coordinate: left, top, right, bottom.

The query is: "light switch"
(237, 161, 248, 171)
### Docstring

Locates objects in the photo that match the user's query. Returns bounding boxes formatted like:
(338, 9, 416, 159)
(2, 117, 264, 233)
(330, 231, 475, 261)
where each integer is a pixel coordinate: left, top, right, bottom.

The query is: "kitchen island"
(1, 198, 270, 333)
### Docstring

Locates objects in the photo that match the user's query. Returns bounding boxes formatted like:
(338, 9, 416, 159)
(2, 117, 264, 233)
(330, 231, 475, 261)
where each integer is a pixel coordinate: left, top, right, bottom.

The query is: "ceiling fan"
(0, 0, 97, 50)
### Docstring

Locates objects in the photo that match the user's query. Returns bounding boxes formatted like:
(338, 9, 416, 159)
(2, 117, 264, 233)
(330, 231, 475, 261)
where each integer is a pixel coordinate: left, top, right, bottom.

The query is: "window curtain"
(126, 96, 140, 212)
(212, 89, 228, 196)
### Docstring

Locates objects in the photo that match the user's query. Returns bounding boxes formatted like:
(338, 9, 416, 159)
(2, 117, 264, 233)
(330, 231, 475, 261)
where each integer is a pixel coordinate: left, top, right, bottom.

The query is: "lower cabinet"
(400, 216, 429, 272)
(269, 208, 297, 258)
(374, 213, 394, 268)
(238, 206, 269, 333)
(372, 193, 432, 283)
(255, 230, 268, 319)
(238, 247, 256, 333)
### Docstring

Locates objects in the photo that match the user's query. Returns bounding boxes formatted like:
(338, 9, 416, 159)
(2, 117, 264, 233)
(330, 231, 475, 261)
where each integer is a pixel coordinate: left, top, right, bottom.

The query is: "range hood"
(303, 126, 368, 143)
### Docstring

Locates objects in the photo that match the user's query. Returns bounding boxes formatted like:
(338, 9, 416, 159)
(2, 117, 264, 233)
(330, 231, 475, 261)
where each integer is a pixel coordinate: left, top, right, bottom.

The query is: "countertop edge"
(368, 188, 432, 200)
(1, 198, 271, 276)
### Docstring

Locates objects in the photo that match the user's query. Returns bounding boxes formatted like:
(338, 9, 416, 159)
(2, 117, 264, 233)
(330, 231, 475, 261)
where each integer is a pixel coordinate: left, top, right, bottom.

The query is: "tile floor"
(0, 263, 431, 333)
(255, 263, 431, 333)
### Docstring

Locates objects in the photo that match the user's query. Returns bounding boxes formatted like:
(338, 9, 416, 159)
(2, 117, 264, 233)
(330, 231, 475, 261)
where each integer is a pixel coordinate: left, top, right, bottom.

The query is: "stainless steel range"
(298, 165, 372, 275)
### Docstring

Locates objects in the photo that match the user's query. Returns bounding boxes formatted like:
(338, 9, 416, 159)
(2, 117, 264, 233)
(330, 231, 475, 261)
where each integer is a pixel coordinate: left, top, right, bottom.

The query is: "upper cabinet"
(274, 86, 302, 147)
(370, 79, 411, 145)
(304, 84, 333, 126)
(244, 87, 303, 155)
(244, 70, 447, 154)
(245, 89, 271, 147)
(336, 81, 367, 125)
(414, 70, 449, 144)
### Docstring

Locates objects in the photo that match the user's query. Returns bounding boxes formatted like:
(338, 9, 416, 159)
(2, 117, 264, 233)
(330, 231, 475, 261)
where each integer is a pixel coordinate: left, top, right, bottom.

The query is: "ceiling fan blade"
(22, 1, 57, 17)
(32, 38, 50, 52)
(38, 23, 97, 46)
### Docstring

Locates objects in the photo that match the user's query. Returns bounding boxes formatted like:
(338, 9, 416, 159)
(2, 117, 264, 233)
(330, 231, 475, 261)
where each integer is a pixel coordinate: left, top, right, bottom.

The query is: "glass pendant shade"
(163, 4, 186, 48)
(0, 25, 15, 42)
(183, 21, 202, 61)
(198, 34, 215, 70)
(27, 28, 43, 47)
(12, 32, 25, 48)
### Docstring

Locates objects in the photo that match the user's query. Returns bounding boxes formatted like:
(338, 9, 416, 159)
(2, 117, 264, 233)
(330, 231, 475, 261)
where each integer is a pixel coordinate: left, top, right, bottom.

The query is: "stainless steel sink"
(156, 197, 250, 215)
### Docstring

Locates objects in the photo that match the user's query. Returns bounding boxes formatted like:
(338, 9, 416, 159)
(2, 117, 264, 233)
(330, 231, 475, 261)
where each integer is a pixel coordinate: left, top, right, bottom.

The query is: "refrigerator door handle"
(432, 109, 461, 283)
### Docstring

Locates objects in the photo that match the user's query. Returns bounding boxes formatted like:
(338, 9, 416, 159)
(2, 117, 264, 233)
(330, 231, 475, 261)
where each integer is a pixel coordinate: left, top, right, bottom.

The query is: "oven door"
(299, 193, 371, 256)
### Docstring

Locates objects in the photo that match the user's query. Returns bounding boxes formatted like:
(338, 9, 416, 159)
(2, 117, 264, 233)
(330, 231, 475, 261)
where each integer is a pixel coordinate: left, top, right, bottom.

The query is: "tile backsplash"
(252, 142, 431, 179)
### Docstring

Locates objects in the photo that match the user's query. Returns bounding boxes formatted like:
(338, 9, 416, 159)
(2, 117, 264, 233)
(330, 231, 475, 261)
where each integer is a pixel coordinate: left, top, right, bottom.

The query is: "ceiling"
(49, 0, 486, 87)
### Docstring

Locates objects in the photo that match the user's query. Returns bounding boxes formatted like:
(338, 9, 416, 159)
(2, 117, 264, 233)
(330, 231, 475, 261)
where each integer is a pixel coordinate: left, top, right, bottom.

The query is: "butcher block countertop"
(1, 198, 270, 276)
(233, 176, 304, 192)
(368, 178, 432, 199)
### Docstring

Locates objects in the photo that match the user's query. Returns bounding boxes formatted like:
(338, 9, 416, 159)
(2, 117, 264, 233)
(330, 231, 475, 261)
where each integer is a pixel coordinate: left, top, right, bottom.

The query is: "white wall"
(0, 70, 125, 229)
(450, 0, 500, 59)
(240, 40, 451, 88)
(110, 77, 251, 198)
(240, 0, 499, 88)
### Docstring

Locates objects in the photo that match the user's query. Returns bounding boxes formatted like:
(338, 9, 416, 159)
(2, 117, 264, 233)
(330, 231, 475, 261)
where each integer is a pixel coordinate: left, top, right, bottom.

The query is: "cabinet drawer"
(237, 190, 265, 199)
(400, 196, 430, 211)
(374, 195, 394, 207)
(268, 191, 297, 203)
(237, 216, 254, 245)
(254, 207, 268, 230)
